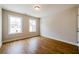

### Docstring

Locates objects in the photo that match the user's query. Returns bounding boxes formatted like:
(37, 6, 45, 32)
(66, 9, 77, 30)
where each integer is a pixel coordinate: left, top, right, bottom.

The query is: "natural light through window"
(29, 18, 36, 32)
(8, 15, 22, 34)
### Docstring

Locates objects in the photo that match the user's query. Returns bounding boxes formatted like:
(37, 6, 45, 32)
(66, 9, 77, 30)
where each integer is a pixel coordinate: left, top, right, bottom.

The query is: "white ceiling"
(0, 4, 77, 18)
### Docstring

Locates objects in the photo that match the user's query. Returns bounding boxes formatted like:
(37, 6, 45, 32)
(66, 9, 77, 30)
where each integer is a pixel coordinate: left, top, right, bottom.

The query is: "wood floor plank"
(0, 36, 78, 54)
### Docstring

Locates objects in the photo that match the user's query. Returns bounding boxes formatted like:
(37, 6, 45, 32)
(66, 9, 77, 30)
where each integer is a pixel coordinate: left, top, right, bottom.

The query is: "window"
(8, 15, 22, 34)
(29, 18, 36, 32)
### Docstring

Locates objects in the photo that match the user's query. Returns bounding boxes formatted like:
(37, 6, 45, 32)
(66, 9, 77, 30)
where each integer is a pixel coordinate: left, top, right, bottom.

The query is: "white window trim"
(8, 15, 22, 35)
(29, 17, 37, 32)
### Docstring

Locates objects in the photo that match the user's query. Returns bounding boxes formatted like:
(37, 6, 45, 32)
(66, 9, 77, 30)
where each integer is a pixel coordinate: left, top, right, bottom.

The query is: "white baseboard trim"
(41, 34, 78, 46)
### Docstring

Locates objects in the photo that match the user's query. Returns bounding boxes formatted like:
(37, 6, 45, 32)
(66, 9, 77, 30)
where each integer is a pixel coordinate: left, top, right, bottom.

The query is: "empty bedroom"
(0, 4, 79, 54)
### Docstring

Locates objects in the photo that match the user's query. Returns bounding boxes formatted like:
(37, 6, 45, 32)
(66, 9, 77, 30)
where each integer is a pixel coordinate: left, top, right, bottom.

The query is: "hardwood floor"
(0, 36, 79, 54)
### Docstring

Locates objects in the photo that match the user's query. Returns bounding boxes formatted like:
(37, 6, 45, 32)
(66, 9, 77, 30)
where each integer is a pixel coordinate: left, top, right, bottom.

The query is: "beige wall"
(2, 9, 40, 42)
(0, 8, 2, 47)
(41, 7, 77, 45)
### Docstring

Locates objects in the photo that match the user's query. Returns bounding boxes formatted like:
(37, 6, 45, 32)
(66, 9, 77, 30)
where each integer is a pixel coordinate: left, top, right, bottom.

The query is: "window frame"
(8, 15, 22, 35)
(29, 17, 37, 32)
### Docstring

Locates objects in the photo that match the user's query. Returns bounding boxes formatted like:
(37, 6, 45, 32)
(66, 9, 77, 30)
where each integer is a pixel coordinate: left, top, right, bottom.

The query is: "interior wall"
(77, 7, 79, 46)
(40, 7, 77, 45)
(0, 8, 2, 47)
(2, 9, 40, 42)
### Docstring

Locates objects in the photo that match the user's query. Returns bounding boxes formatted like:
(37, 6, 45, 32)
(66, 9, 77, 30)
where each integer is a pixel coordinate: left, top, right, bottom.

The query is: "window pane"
(8, 16, 22, 34)
(29, 18, 36, 32)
